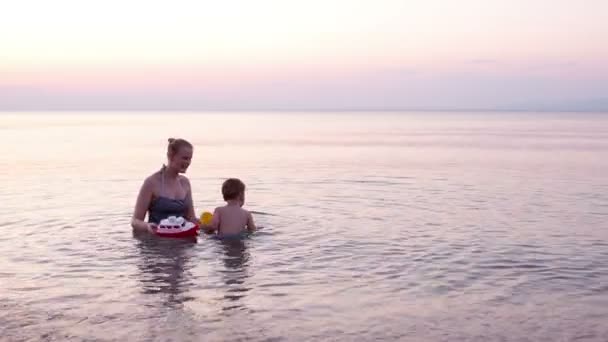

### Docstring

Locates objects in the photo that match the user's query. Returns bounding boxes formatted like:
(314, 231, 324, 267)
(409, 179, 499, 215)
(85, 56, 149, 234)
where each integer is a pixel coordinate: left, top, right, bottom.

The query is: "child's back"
(213, 203, 254, 236)
(205, 178, 256, 236)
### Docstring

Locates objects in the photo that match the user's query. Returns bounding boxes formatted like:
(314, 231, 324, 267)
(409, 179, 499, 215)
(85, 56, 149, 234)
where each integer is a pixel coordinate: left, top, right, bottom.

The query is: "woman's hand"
(147, 222, 158, 233)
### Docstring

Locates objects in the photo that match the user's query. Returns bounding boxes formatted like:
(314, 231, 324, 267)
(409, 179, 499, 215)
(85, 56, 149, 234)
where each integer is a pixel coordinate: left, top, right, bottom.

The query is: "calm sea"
(1, 111, 608, 341)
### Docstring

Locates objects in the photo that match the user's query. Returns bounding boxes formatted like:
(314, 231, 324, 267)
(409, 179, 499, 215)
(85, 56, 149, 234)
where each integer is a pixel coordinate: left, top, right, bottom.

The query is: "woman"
(131, 138, 197, 233)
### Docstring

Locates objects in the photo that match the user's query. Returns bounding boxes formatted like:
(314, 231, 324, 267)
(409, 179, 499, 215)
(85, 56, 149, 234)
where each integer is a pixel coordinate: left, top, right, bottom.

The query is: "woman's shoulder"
(178, 175, 192, 187)
(142, 171, 161, 187)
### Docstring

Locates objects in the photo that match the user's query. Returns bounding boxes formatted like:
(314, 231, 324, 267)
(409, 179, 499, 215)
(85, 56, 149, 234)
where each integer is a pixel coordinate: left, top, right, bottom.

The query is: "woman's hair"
(222, 178, 246, 201)
(167, 138, 193, 157)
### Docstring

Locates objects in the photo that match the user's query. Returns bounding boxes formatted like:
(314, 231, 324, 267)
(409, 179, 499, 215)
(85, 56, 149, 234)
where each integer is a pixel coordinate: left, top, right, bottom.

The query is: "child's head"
(222, 178, 246, 203)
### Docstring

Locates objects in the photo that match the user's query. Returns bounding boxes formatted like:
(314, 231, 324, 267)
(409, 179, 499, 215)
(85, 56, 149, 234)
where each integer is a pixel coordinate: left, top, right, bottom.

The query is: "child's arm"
(202, 208, 221, 234)
(246, 211, 257, 232)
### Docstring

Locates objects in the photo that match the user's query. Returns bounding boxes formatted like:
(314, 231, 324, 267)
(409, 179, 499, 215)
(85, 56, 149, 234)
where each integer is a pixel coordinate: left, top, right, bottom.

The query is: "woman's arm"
(131, 177, 156, 232)
(183, 177, 197, 222)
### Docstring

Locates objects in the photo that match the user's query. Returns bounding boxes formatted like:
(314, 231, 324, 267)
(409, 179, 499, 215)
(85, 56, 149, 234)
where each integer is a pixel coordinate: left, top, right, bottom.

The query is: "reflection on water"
(217, 238, 251, 312)
(133, 231, 197, 307)
(133, 230, 252, 312)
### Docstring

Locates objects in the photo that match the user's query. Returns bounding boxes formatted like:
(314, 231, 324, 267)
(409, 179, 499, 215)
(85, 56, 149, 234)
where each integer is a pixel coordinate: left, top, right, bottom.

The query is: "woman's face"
(168, 147, 193, 173)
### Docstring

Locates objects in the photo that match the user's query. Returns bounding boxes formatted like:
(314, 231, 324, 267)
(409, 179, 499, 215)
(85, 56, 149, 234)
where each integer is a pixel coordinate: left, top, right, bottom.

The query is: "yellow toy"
(199, 211, 213, 225)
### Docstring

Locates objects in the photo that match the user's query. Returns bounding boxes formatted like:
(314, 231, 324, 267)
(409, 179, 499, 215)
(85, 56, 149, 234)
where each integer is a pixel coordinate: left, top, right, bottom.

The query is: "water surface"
(1, 111, 608, 341)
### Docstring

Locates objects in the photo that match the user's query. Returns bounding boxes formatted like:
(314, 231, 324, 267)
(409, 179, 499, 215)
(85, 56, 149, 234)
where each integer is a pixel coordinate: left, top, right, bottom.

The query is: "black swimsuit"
(147, 167, 190, 224)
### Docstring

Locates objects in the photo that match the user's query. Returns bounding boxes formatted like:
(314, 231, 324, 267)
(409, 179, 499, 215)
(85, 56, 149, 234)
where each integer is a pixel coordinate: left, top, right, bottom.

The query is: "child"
(203, 178, 257, 236)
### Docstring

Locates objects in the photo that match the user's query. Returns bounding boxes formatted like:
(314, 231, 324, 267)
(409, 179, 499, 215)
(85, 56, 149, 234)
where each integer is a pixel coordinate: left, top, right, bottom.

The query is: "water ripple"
(2, 112, 608, 341)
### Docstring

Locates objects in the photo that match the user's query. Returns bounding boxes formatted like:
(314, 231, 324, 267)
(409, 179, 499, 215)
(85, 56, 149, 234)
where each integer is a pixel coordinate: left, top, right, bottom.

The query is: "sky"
(1, 0, 607, 111)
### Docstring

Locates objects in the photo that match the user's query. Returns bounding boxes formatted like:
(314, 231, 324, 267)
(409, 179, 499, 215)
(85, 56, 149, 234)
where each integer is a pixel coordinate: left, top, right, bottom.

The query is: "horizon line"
(1, 108, 608, 113)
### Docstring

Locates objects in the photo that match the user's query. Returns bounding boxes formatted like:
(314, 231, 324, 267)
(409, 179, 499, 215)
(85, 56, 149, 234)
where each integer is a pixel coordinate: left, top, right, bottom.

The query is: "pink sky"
(1, 0, 607, 110)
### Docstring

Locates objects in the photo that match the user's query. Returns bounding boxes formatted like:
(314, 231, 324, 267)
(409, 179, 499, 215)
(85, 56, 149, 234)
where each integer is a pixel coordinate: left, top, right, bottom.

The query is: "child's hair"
(222, 178, 246, 201)
(167, 138, 193, 157)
